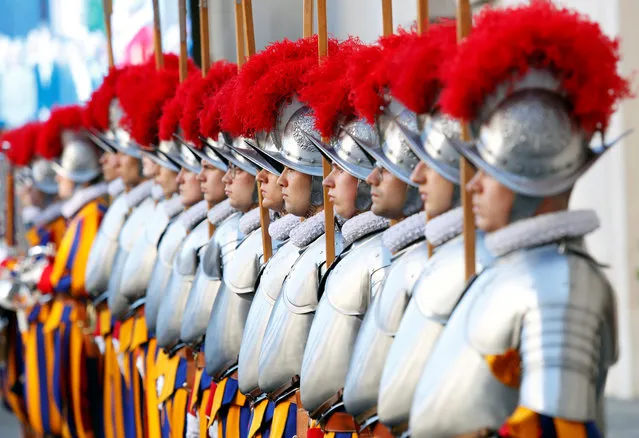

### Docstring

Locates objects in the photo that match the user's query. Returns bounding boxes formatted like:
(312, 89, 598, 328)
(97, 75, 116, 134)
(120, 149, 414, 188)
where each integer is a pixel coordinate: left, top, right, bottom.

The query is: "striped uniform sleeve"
(49, 202, 104, 297)
(499, 406, 602, 438)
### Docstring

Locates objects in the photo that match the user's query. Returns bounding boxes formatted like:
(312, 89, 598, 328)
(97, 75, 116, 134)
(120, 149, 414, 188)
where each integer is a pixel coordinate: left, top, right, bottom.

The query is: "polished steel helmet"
(171, 135, 203, 174)
(228, 137, 284, 176)
(208, 135, 259, 176)
(143, 140, 180, 172)
(31, 157, 59, 195)
(452, 69, 610, 197)
(52, 132, 101, 183)
(100, 99, 142, 158)
(188, 135, 228, 172)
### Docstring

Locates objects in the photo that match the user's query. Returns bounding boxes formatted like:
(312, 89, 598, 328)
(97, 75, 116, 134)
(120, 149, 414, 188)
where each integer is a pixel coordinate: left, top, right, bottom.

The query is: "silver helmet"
(228, 137, 284, 176)
(142, 140, 180, 172)
(191, 135, 229, 172)
(52, 132, 101, 183)
(31, 157, 59, 195)
(451, 69, 611, 198)
(213, 135, 259, 176)
(171, 135, 203, 174)
(302, 118, 376, 211)
(100, 99, 142, 158)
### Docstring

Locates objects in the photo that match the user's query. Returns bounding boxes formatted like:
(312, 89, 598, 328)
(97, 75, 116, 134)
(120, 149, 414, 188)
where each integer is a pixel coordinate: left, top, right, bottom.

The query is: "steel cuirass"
(203, 222, 263, 379)
(300, 212, 391, 416)
(409, 211, 617, 437)
(106, 181, 155, 319)
(180, 208, 242, 346)
(258, 216, 344, 396)
(145, 201, 209, 336)
(118, 195, 183, 304)
(236, 214, 303, 396)
(85, 192, 128, 296)
(155, 217, 210, 349)
(378, 227, 491, 432)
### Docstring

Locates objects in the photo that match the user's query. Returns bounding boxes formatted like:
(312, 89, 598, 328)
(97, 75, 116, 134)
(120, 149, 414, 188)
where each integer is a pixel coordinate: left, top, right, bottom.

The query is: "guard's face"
(198, 162, 226, 205)
(277, 168, 312, 217)
(99, 151, 119, 182)
(155, 165, 179, 199)
(142, 155, 160, 179)
(56, 174, 75, 200)
(256, 168, 284, 212)
(222, 164, 256, 212)
(116, 152, 143, 187)
(467, 170, 514, 232)
(410, 161, 455, 218)
(17, 184, 43, 208)
(365, 165, 407, 220)
(177, 168, 203, 207)
(323, 164, 359, 219)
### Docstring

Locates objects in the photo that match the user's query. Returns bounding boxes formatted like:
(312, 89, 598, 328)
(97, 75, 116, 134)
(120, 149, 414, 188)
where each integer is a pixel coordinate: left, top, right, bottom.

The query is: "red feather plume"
(158, 73, 200, 141)
(180, 60, 237, 145)
(199, 76, 237, 141)
(83, 66, 125, 131)
(388, 20, 457, 114)
(36, 106, 84, 159)
(439, 1, 632, 132)
(2, 123, 41, 166)
(298, 38, 366, 138)
(349, 29, 420, 124)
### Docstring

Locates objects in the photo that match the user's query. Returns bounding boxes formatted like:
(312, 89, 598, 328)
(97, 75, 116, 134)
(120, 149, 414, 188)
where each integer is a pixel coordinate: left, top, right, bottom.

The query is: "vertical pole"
(152, 0, 164, 69)
(382, 0, 393, 36)
(316, 0, 335, 268)
(5, 165, 14, 247)
(456, 0, 476, 281)
(234, 1, 246, 68)
(239, 0, 273, 261)
(303, 0, 313, 37)
(200, 0, 211, 75)
(103, 0, 115, 68)
(178, 0, 188, 82)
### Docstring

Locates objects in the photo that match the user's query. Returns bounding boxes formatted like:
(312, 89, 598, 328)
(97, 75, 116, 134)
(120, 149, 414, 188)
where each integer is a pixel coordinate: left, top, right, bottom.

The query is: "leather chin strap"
(509, 193, 543, 224)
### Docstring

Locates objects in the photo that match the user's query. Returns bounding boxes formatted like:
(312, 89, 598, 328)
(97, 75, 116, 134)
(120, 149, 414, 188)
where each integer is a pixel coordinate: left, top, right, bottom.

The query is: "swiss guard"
(409, 2, 631, 437)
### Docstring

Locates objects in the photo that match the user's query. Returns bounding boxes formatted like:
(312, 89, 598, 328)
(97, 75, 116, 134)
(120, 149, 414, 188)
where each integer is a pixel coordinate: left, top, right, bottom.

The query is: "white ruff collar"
(22, 206, 42, 226)
(424, 207, 464, 248)
(290, 211, 327, 248)
(269, 214, 302, 241)
(151, 184, 165, 201)
(108, 178, 125, 197)
(181, 200, 209, 231)
(34, 201, 65, 227)
(207, 199, 237, 227)
(125, 179, 154, 209)
(62, 182, 109, 218)
(341, 211, 390, 247)
(161, 193, 184, 218)
(486, 210, 600, 258)
(382, 212, 426, 254)
(239, 207, 262, 235)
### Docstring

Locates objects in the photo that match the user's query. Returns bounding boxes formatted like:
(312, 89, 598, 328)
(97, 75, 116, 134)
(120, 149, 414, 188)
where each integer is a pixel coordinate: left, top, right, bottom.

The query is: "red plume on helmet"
(116, 54, 199, 148)
(158, 73, 200, 142)
(36, 105, 84, 160)
(2, 122, 41, 166)
(298, 38, 366, 138)
(439, 1, 631, 133)
(228, 36, 338, 138)
(199, 75, 238, 142)
(349, 29, 420, 124)
(180, 60, 237, 145)
(387, 20, 457, 115)
(83, 66, 125, 131)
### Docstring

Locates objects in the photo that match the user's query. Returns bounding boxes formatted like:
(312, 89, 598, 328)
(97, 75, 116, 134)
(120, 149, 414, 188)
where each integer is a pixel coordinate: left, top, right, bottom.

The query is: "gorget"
(33, 201, 65, 228)
(207, 199, 237, 226)
(124, 179, 154, 210)
(62, 182, 109, 219)
(257, 215, 344, 395)
(424, 207, 464, 248)
(300, 211, 391, 414)
(409, 209, 614, 437)
(182, 200, 209, 230)
(180, 209, 242, 346)
(237, 214, 303, 395)
(239, 207, 262, 236)
(381, 212, 426, 255)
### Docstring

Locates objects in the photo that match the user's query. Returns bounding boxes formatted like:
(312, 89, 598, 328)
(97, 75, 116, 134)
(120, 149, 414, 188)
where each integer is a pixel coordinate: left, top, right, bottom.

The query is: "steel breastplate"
(203, 226, 263, 379)
(237, 239, 302, 395)
(144, 218, 188, 336)
(119, 202, 175, 303)
(180, 212, 242, 345)
(85, 193, 128, 296)
(409, 241, 616, 437)
(300, 231, 390, 414)
(155, 219, 210, 349)
(378, 235, 474, 430)
(342, 241, 427, 421)
(107, 197, 155, 320)
(258, 232, 344, 395)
